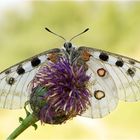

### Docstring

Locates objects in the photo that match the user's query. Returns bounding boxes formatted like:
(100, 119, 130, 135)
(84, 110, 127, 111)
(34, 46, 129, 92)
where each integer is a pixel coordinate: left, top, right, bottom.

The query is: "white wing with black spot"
(79, 47, 140, 118)
(0, 48, 61, 109)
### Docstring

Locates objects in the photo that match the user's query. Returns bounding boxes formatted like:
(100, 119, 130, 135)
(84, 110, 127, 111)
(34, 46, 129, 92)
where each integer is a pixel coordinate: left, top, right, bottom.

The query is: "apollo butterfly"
(0, 28, 140, 120)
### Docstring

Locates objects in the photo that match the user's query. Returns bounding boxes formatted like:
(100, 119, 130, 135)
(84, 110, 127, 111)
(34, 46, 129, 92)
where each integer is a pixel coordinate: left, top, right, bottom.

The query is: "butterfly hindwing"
(0, 48, 61, 109)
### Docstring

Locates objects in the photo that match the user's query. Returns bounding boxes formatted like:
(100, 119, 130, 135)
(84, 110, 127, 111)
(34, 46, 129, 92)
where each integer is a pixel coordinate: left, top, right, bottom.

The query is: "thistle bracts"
(30, 57, 91, 124)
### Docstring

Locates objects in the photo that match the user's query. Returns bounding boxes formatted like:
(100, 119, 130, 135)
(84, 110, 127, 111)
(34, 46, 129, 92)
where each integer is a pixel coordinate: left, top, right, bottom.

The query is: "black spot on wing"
(99, 52, 109, 61)
(127, 68, 136, 77)
(115, 60, 124, 67)
(6, 77, 15, 85)
(5, 69, 11, 74)
(31, 57, 41, 67)
(16, 66, 25, 75)
(129, 60, 135, 65)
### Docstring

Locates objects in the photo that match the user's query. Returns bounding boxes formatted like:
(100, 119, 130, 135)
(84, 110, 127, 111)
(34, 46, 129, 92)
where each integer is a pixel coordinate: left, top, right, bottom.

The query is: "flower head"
(30, 57, 91, 124)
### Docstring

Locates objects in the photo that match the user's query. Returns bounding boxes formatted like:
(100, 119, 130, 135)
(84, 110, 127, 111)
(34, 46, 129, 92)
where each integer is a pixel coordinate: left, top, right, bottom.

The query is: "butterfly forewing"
(0, 48, 62, 109)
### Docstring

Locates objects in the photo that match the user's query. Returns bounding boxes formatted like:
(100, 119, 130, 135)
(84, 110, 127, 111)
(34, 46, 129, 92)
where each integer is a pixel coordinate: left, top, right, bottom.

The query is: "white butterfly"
(0, 28, 140, 119)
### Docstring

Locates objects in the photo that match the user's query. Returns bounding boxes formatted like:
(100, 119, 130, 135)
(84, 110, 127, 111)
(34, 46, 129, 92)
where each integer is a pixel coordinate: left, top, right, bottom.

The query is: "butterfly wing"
(0, 48, 62, 109)
(78, 47, 140, 118)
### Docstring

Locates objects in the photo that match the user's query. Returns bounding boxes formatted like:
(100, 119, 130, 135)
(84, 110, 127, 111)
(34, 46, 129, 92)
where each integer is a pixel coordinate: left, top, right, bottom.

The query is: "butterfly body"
(0, 41, 140, 119)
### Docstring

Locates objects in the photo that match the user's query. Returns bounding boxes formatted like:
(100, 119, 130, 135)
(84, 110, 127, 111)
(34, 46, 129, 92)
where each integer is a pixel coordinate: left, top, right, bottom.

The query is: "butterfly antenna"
(45, 27, 66, 41)
(69, 28, 89, 41)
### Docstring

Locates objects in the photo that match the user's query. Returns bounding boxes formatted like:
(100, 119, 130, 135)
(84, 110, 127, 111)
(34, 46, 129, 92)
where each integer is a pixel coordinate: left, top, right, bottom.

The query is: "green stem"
(7, 114, 39, 140)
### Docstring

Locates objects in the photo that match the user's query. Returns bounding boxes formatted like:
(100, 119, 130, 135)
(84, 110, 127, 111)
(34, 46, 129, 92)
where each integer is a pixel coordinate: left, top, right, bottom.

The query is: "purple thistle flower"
(30, 57, 91, 124)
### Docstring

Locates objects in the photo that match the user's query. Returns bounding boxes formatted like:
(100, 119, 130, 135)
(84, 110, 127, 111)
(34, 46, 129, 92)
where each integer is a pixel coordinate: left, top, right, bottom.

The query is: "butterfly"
(0, 28, 140, 119)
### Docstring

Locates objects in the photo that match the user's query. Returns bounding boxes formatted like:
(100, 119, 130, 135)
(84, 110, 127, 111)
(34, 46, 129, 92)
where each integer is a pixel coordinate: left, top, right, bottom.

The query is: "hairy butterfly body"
(0, 28, 140, 119)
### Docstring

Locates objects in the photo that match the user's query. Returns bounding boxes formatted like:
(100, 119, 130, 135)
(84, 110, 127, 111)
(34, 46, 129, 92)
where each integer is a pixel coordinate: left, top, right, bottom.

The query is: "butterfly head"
(63, 42, 73, 54)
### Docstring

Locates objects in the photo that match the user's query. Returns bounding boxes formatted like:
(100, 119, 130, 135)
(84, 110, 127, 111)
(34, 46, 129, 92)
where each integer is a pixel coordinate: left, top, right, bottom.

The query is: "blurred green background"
(0, 1, 140, 140)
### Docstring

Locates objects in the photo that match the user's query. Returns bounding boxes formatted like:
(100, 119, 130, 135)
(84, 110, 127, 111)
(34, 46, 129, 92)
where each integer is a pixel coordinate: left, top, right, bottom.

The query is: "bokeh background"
(0, 1, 140, 140)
